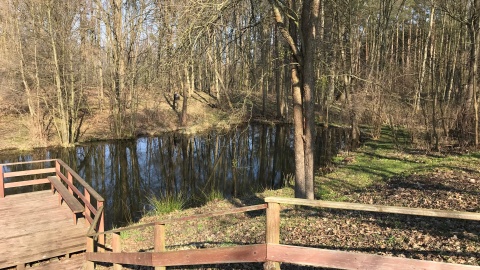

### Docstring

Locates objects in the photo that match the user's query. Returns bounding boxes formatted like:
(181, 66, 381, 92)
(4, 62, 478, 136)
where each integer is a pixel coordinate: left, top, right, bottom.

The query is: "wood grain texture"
(56, 160, 104, 202)
(86, 244, 267, 267)
(0, 190, 88, 269)
(47, 176, 84, 213)
(266, 244, 480, 270)
(4, 168, 56, 178)
(4, 178, 50, 188)
(264, 197, 480, 221)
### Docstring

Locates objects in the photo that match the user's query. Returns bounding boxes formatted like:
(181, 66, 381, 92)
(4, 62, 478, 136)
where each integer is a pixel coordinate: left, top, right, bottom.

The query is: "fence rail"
(86, 197, 480, 270)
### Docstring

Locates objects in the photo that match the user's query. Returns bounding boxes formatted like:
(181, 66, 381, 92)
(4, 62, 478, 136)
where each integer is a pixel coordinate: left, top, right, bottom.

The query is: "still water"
(1, 124, 348, 229)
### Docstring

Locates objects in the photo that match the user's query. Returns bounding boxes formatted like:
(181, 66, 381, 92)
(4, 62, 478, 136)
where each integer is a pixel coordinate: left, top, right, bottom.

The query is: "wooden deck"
(0, 190, 88, 269)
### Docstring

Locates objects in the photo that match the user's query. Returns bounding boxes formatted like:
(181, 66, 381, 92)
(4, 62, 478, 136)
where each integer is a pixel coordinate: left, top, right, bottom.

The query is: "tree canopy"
(1, 0, 479, 197)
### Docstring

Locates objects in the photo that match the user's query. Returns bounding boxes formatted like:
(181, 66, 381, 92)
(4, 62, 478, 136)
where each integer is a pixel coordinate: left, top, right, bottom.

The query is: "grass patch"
(204, 189, 224, 202)
(147, 193, 185, 216)
(315, 126, 480, 200)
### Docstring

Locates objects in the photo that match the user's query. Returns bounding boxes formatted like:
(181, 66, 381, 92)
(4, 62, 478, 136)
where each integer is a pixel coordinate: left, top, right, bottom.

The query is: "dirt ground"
(90, 168, 479, 270)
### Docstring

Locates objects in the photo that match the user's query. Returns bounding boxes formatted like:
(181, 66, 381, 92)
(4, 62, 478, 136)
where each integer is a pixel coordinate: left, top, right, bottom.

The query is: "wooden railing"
(85, 197, 480, 270)
(0, 159, 105, 238)
(0, 159, 56, 197)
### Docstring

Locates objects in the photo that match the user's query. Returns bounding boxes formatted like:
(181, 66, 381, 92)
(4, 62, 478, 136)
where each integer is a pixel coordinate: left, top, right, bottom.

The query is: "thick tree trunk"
(301, 0, 320, 200)
(291, 65, 306, 198)
(269, 0, 320, 199)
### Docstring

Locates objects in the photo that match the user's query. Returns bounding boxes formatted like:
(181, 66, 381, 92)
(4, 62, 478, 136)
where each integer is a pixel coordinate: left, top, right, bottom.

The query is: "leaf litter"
(97, 170, 479, 270)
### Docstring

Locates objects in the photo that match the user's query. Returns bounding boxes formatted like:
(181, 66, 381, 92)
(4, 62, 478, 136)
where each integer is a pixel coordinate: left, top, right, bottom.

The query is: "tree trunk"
(301, 0, 320, 200)
(269, 0, 320, 199)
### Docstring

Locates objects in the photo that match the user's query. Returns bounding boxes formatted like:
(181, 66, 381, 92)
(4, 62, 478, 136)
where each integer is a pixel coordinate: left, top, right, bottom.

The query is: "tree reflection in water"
(0, 124, 348, 229)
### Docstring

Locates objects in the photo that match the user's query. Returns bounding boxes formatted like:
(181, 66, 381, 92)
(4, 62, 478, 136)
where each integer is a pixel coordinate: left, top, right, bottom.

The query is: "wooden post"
(0, 165, 4, 198)
(97, 201, 105, 252)
(67, 171, 73, 194)
(264, 202, 280, 270)
(85, 190, 91, 226)
(154, 223, 166, 270)
(55, 160, 61, 178)
(112, 232, 122, 270)
(85, 236, 95, 270)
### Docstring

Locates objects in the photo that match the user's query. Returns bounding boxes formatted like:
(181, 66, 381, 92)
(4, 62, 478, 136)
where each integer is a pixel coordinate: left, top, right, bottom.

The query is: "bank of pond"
(1, 123, 350, 229)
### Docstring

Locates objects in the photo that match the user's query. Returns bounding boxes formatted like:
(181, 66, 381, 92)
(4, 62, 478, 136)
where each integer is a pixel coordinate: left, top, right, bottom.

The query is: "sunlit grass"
(315, 126, 480, 200)
(147, 193, 185, 216)
(204, 189, 224, 202)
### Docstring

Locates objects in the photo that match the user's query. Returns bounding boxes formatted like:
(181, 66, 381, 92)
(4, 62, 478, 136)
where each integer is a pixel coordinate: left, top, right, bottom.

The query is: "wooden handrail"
(87, 244, 268, 267)
(0, 159, 104, 232)
(87, 203, 268, 237)
(87, 205, 104, 236)
(86, 243, 480, 270)
(0, 159, 57, 167)
(57, 171, 97, 214)
(3, 168, 56, 178)
(264, 197, 480, 221)
(56, 159, 104, 202)
(86, 197, 480, 270)
(0, 160, 57, 197)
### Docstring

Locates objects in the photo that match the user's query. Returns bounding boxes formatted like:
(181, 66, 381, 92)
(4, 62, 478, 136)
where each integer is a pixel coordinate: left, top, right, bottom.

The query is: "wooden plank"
(1, 159, 56, 167)
(86, 252, 154, 266)
(3, 242, 86, 269)
(264, 197, 480, 221)
(89, 204, 267, 237)
(58, 171, 97, 215)
(0, 165, 4, 198)
(47, 176, 84, 213)
(0, 191, 87, 269)
(154, 224, 166, 270)
(266, 203, 280, 244)
(151, 244, 267, 266)
(4, 168, 56, 178)
(1, 222, 84, 242)
(86, 244, 267, 267)
(1, 225, 86, 262)
(4, 178, 50, 188)
(266, 244, 480, 270)
(85, 237, 95, 270)
(112, 233, 122, 270)
(265, 202, 280, 269)
(0, 191, 53, 210)
(0, 213, 71, 235)
(86, 205, 103, 235)
(0, 186, 89, 267)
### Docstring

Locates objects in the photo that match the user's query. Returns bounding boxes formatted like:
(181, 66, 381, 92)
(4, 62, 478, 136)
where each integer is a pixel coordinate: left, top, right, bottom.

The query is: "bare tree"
(269, 0, 320, 199)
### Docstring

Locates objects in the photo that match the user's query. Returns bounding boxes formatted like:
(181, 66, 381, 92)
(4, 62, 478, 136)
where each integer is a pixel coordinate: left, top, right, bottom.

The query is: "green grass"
(147, 193, 185, 215)
(204, 189, 224, 202)
(314, 126, 480, 200)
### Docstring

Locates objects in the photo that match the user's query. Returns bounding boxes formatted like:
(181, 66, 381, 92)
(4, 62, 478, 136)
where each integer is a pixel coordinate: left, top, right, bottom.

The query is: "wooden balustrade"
(86, 197, 480, 270)
(3, 159, 476, 269)
(0, 159, 58, 197)
(0, 159, 105, 238)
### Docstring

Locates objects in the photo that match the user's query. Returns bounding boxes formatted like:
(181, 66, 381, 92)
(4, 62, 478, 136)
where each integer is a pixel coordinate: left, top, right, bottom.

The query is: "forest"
(0, 0, 479, 151)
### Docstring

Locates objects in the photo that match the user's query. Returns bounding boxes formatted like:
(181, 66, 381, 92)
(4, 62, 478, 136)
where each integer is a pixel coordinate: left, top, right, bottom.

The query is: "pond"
(1, 124, 349, 229)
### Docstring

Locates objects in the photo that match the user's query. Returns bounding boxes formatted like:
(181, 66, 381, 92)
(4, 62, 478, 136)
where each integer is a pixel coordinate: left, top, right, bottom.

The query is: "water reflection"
(1, 124, 348, 229)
